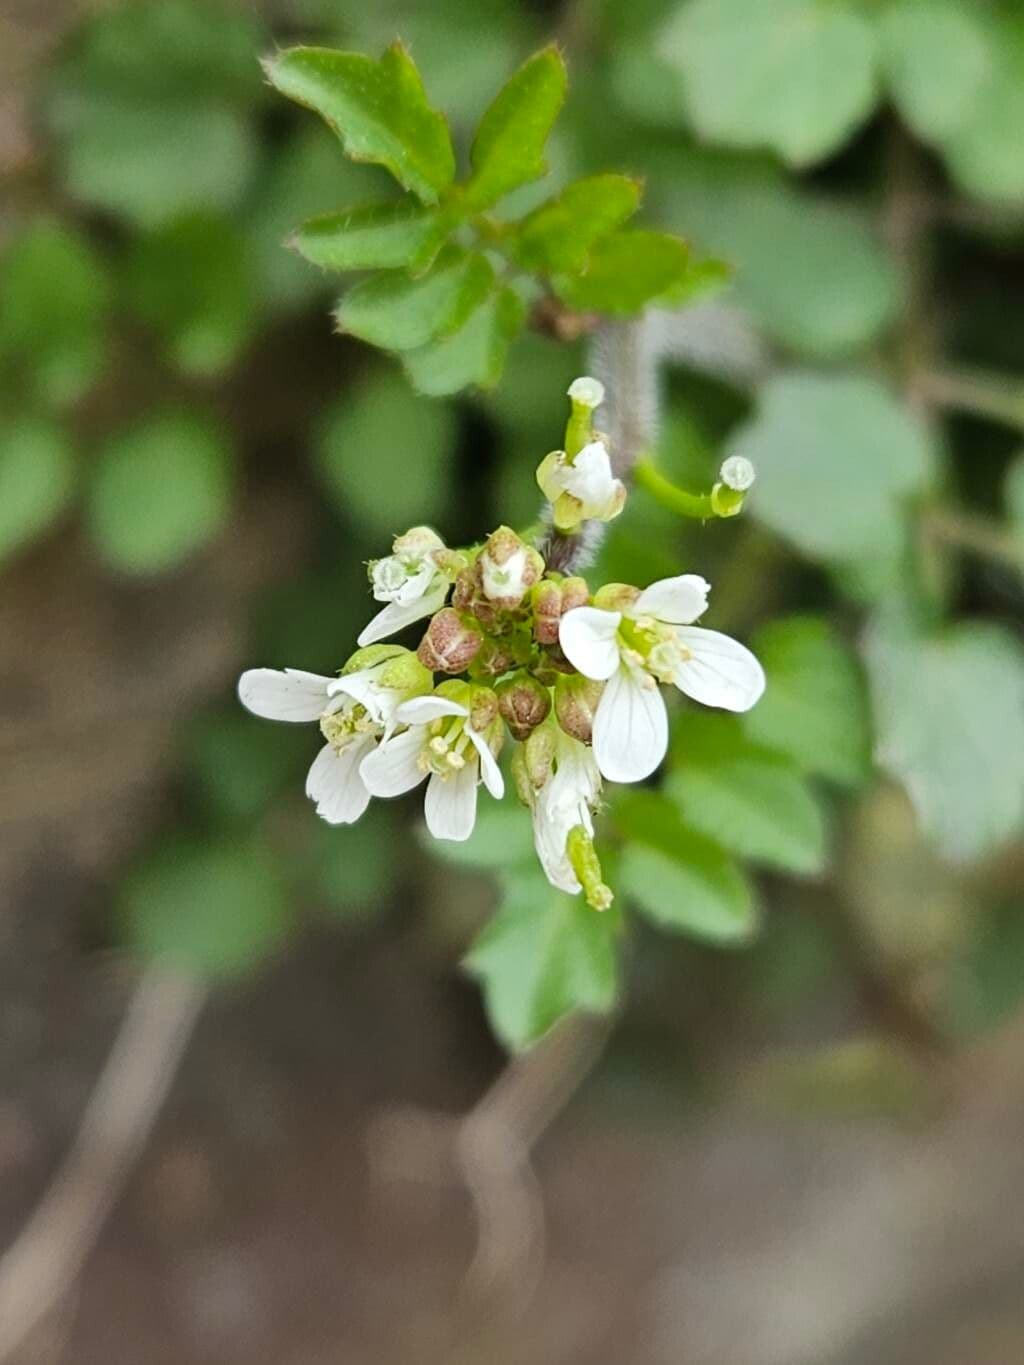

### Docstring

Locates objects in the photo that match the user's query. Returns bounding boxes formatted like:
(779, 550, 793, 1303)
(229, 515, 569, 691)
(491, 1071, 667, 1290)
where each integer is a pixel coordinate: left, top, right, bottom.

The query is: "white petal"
(633, 574, 710, 625)
(466, 728, 505, 799)
(424, 765, 478, 842)
(592, 664, 668, 783)
(559, 607, 622, 681)
(394, 695, 467, 725)
(673, 627, 766, 712)
(305, 737, 373, 824)
(329, 668, 395, 725)
(238, 668, 331, 722)
(356, 580, 448, 647)
(358, 727, 426, 797)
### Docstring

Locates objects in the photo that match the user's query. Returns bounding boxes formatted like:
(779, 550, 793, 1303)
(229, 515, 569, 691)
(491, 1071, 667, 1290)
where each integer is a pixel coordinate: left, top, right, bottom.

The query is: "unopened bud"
(431, 547, 470, 580)
(496, 671, 551, 740)
(511, 746, 533, 806)
(417, 609, 482, 673)
(377, 651, 433, 694)
(341, 643, 406, 675)
(554, 673, 603, 744)
(393, 525, 444, 558)
(531, 579, 563, 645)
(468, 685, 499, 733)
(521, 723, 557, 789)
(478, 526, 544, 607)
(474, 638, 519, 677)
(593, 582, 641, 613)
(560, 576, 590, 613)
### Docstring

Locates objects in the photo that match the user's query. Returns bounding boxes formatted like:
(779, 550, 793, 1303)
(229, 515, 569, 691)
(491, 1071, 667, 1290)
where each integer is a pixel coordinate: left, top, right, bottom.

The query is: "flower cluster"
(238, 378, 765, 908)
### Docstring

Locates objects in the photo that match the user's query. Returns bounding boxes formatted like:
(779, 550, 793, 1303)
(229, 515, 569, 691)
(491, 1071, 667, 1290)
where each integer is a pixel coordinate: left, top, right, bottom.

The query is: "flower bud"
(531, 579, 563, 645)
(521, 722, 557, 789)
(377, 651, 433, 694)
(554, 673, 603, 744)
(478, 526, 544, 607)
(417, 609, 482, 673)
(496, 671, 551, 740)
(468, 684, 499, 733)
(393, 525, 445, 558)
(341, 643, 406, 675)
(560, 576, 590, 614)
(511, 746, 533, 806)
(474, 637, 519, 677)
(593, 581, 641, 613)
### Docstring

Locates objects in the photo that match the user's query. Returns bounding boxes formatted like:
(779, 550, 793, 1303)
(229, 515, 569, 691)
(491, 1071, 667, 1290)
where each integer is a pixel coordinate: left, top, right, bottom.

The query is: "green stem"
(920, 367, 1024, 431)
(634, 458, 715, 520)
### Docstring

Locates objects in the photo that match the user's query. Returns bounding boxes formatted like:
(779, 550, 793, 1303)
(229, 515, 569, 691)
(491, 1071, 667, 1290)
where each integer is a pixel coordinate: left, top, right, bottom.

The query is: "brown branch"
(0, 965, 206, 1362)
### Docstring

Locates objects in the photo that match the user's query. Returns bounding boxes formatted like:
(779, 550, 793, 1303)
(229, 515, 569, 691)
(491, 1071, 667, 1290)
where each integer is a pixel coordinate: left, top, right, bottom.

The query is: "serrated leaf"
(880, 0, 994, 143)
(514, 173, 641, 274)
(463, 45, 567, 211)
(661, 0, 879, 167)
(0, 417, 76, 566)
(87, 409, 233, 574)
(336, 246, 494, 351)
(666, 714, 828, 876)
(121, 837, 290, 979)
(553, 229, 696, 315)
(264, 43, 455, 204)
(865, 607, 1024, 862)
(743, 616, 871, 788)
(614, 790, 757, 944)
(464, 872, 619, 1051)
(315, 370, 457, 534)
(0, 220, 110, 405)
(292, 199, 448, 273)
(403, 285, 525, 395)
(729, 373, 935, 562)
(124, 212, 255, 377)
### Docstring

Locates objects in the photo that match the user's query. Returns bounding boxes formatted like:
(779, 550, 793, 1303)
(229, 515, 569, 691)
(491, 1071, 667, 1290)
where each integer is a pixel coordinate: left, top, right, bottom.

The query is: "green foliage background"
(3, 0, 1023, 1080)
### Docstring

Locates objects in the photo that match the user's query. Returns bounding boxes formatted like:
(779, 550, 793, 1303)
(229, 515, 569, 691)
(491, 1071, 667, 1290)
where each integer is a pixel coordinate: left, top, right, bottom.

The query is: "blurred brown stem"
(0, 965, 205, 1362)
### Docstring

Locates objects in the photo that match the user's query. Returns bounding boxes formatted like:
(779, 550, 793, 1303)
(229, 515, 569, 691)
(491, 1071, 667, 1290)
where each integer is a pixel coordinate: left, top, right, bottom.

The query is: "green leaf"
(939, 17, 1024, 203)
(665, 173, 898, 357)
(880, 0, 994, 143)
(315, 370, 457, 534)
(743, 616, 872, 788)
(187, 710, 305, 826)
(0, 221, 110, 405)
(336, 246, 494, 352)
(124, 212, 255, 377)
(464, 872, 618, 1051)
(729, 373, 935, 562)
(661, 0, 878, 167)
(264, 43, 456, 205)
(307, 804, 400, 921)
(47, 0, 263, 226)
(864, 608, 1024, 862)
(291, 199, 448, 273)
(513, 174, 641, 274)
(121, 837, 290, 979)
(1007, 453, 1024, 530)
(402, 286, 525, 395)
(942, 898, 1024, 1040)
(247, 127, 387, 311)
(420, 804, 535, 871)
(463, 46, 567, 211)
(0, 417, 76, 566)
(87, 409, 233, 574)
(614, 790, 757, 944)
(553, 229, 698, 315)
(666, 714, 828, 876)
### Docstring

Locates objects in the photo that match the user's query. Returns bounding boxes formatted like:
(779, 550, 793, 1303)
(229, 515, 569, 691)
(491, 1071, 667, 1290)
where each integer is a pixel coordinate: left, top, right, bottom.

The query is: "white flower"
(237, 649, 430, 824)
(558, 574, 765, 784)
(536, 440, 626, 527)
(360, 693, 504, 842)
(359, 526, 449, 647)
(527, 731, 603, 895)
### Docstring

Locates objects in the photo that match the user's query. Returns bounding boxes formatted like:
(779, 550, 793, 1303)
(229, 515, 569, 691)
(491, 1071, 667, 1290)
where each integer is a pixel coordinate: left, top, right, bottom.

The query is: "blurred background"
(1, 0, 1024, 1361)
